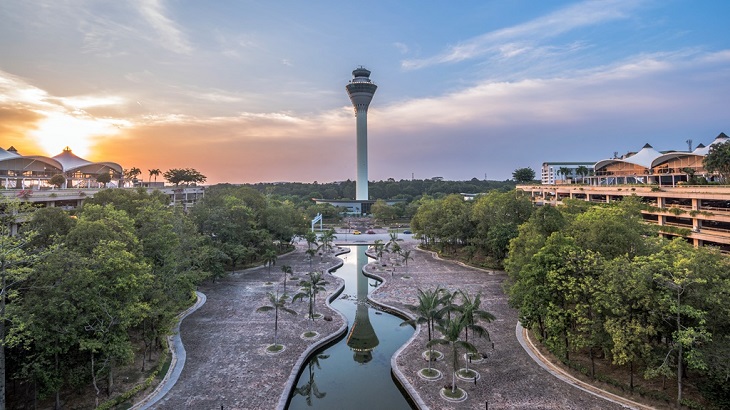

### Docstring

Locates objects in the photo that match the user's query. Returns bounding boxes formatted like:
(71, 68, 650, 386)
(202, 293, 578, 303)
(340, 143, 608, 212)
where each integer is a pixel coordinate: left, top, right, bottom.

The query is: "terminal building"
(0, 146, 123, 189)
(519, 133, 730, 251)
(0, 146, 204, 211)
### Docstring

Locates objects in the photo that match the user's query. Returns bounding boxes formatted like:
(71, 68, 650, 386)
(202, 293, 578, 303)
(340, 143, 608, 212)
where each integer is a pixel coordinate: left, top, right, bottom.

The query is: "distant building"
(541, 162, 595, 185)
(0, 146, 123, 189)
(520, 132, 730, 250)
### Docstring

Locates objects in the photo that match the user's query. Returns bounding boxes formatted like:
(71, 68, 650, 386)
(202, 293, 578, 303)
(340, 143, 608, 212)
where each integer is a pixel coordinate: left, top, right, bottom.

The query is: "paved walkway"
(138, 238, 643, 409)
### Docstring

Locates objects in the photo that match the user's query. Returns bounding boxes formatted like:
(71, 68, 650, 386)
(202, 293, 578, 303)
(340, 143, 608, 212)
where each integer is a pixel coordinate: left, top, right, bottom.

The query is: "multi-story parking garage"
(519, 132, 730, 251)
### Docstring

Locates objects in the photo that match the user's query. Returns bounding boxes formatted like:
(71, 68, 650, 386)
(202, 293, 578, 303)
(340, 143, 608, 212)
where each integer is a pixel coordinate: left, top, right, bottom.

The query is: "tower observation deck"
(346, 67, 377, 201)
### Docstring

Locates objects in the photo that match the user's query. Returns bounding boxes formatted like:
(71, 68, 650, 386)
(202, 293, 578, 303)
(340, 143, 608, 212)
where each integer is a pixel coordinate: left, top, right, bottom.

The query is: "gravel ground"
(148, 238, 629, 410)
(152, 245, 349, 410)
(365, 242, 627, 410)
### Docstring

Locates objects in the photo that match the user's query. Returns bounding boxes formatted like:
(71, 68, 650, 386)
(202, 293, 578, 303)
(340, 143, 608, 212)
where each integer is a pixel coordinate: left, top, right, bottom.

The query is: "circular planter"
(440, 387, 467, 403)
(422, 350, 444, 362)
(300, 331, 319, 340)
(264, 344, 286, 355)
(456, 368, 480, 381)
(464, 352, 485, 364)
(418, 368, 443, 381)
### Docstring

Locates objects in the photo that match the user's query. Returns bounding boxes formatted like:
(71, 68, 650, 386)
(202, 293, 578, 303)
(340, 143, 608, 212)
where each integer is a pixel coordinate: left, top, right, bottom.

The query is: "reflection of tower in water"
(346, 246, 380, 363)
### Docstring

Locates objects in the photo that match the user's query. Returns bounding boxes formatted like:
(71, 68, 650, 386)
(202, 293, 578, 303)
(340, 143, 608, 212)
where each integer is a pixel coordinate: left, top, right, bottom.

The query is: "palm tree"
(400, 287, 445, 372)
(458, 290, 495, 344)
(281, 265, 292, 295)
(402, 249, 414, 273)
(558, 166, 573, 183)
(125, 167, 142, 187)
(372, 239, 387, 265)
(148, 168, 161, 183)
(319, 228, 337, 254)
(428, 315, 477, 396)
(263, 249, 277, 274)
(305, 248, 317, 270)
(575, 166, 589, 184)
(293, 271, 328, 320)
(303, 231, 318, 250)
(256, 291, 297, 349)
(458, 290, 495, 372)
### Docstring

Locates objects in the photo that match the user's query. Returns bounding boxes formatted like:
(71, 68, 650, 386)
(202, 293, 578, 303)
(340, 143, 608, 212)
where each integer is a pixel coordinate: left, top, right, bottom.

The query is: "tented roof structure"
(594, 143, 662, 172)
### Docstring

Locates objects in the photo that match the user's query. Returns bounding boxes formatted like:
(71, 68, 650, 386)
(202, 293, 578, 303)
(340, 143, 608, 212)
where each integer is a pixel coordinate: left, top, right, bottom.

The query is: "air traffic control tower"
(346, 67, 377, 201)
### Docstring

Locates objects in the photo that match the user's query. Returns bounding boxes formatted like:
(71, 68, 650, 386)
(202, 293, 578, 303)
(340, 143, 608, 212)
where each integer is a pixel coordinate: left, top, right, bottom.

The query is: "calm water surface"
(287, 245, 414, 409)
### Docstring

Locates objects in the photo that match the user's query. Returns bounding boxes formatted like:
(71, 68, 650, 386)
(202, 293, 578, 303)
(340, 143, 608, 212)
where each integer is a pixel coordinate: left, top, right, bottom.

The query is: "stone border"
(439, 387, 467, 403)
(132, 291, 207, 410)
(455, 368, 480, 382)
(516, 322, 654, 410)
(417, 368, 443, 381)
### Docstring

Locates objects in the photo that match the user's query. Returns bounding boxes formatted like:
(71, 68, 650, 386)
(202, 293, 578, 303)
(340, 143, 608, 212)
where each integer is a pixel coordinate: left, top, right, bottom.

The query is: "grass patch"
(441, 387, 465, 399)
(420, 368, 439, 378)
(266, 344, 284, 352)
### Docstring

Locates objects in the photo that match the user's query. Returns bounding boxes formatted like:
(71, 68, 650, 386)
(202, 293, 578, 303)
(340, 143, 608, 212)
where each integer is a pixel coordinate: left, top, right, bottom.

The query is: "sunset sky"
(1, 0, 728, 184)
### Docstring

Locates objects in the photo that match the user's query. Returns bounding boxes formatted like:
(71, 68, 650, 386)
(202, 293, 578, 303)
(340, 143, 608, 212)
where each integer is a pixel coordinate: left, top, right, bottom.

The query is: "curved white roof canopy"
(594, 143, 661, 171)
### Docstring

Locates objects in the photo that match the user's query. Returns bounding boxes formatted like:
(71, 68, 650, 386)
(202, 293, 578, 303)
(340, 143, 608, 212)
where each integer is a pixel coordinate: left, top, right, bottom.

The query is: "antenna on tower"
(686, 139, 693, 151)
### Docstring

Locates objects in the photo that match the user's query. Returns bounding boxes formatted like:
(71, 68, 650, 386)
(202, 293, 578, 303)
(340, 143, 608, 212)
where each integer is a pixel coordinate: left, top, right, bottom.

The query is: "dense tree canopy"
(703, 139, 730, 183)
(512, 167, 536, 183)
(504, 199, 730, 407)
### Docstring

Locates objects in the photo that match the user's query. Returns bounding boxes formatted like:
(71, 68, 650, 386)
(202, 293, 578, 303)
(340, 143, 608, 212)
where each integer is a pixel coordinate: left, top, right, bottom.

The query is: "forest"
(410, 193, 730, 409)
(1, 185, 308, 409)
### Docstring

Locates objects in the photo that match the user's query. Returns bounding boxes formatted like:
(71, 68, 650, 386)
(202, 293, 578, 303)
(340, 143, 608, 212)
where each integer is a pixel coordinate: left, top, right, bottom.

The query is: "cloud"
(136, 0, 192, 54)
(401, 0, 644, 70)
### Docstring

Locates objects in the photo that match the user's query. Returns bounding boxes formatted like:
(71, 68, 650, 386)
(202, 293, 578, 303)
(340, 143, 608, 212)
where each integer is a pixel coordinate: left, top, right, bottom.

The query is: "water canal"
(287, 245, 415, 409)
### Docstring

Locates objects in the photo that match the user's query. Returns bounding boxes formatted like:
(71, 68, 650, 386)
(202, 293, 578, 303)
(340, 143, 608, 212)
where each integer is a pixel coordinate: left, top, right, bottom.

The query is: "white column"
(356, 107, 369, 201)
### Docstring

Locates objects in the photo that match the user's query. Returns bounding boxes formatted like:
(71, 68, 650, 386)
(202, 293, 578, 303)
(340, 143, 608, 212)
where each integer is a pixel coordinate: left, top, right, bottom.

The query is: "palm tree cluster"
(373, 234, 414, 275)
(401, 287, 495, 397)
(293, 271, 329, 321)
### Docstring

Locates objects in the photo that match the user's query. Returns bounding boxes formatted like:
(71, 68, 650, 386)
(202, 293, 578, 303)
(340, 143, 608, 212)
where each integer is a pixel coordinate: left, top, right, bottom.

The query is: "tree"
(263, 249, 277, 274)
(428, 315, 477, 396)
(371, 199, 396, 224)
(281, 265, 292, 295)
(401, 249, 413, 272)
(293, 272, 328, 320)
(148, 168, 161, 183)
(645, 239, 717, 408)
(703, 139, 730, 183)
(96, 172, 111, 187)
(49, 174, 66, 188)
(124, 167, 142, 186)
(163, 168, 207, 186)
(458, 290, 495, 345)
(512, 167, 536, 183)
(256, 291, 296, 349)
(575, 166, 590, 183)
(1, 199, 40, 410)
(557, 167, 573, 183)
(401, 287, 446, 373)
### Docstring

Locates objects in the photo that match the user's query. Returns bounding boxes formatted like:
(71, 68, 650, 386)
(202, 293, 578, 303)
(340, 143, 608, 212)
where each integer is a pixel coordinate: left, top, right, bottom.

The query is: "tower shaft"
(346, 67, 377, 203)
(356, 109, 369, 201)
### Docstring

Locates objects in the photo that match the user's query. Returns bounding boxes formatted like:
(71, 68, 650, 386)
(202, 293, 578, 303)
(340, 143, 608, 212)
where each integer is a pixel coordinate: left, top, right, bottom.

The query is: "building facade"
(541, 162, 595, 185)
(521, 132, 730, 250)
